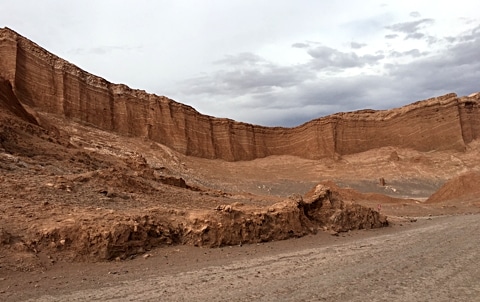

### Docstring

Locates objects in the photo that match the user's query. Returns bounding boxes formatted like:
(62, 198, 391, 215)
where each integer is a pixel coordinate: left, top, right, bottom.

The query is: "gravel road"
(25, 214, 480, 302)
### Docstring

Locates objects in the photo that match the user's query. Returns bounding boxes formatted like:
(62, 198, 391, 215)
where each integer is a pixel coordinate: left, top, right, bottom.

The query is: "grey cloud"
(445, 36, 457, 43)
(386, 18, 434, 34)
(406, 32, 425, 40)
(425, 35, 439, 45)
(291, 42, 310, 49)
(280, 53, 478, 125)
(388, 52, 412, 59)
(350, 42, 367, 49)
(181, 53, 316, 97)
(385, 34, 398, 39)
(409, 11, 421, 18)
(455, 24, 480, 42)
(385, 28, 480, 98)
(241, 75, 401, 126)
(251, 24, 480, 126)
(214, 52, 265, 65)
(218, 66, 310, 91)
(91, 47, 108, 55)
(295, 78, 373, 108)
(68, 45, 142, 55)
(389, 49, 428, 58)
(386, 18, 437, 43)
(307, 46, 384, 70)
(363, 54, 386, 62)
(179, 22, 480, 127)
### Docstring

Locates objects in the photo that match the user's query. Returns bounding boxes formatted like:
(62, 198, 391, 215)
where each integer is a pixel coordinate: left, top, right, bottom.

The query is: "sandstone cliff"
(0, 78, 37, 125)
(1, 27, 479, 161)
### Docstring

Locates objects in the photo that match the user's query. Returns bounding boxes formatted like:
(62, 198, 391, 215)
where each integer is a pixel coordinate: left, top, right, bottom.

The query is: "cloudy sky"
(1, 1, 479, 126)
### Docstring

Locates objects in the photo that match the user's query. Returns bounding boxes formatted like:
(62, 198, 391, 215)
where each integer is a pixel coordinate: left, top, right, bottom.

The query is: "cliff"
(0, 78, 37, 125)
(1, 27, 479, 161)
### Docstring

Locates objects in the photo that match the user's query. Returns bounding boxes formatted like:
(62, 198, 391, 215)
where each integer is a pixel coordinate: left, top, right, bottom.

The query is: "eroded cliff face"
(0, 78, 37, 124)
(1, 27, 479, 161)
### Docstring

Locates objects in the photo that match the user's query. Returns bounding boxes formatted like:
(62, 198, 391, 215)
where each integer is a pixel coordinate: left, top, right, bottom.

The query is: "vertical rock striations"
(1, 27, 479, 161)
(0, 78, 37, 124)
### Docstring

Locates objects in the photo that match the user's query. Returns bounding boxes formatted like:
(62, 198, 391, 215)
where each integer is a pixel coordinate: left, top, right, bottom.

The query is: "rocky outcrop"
(1, 27, 479, 161)
(14, 184, 386, 261)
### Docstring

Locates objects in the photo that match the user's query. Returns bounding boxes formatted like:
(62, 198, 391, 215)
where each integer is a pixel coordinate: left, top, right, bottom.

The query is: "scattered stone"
(389, 151, 400, 161)
(329, 230, 339, 236)
(143, 253, 152, 259)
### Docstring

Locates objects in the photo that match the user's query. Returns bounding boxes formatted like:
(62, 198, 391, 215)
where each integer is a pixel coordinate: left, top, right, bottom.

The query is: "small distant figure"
(377, 204, 382, 212)
(379, 177, 386, 186)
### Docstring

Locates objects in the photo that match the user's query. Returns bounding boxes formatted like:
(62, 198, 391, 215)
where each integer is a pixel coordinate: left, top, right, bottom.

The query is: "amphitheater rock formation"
(1, 27, 479, 161)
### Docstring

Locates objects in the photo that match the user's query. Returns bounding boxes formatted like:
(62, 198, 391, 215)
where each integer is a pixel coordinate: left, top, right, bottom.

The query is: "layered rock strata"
(17, 184, 387, 261)
(0, 78, 37, 124)
(1, 27, 479, 161)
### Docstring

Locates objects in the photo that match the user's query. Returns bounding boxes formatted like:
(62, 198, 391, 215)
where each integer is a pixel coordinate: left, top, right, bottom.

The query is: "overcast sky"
(1, 1, 479, 126)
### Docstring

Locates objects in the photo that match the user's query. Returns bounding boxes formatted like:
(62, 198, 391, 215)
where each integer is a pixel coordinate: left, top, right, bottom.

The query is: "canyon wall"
(1, 27, 479, 161)
(0, 78, 37, 124)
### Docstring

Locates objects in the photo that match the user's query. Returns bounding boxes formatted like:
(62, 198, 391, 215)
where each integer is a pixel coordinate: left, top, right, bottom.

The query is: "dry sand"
(1, 214, 478, 301)
(1, 110, 480, 301)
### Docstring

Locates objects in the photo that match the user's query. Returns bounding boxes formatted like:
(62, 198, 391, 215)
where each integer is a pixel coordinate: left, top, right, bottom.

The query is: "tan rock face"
(1, 27, 479, 161)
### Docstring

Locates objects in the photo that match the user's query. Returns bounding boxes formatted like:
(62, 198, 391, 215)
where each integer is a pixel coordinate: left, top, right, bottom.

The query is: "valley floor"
(2, 214, 479, 302)
(1, 111, 480, 301)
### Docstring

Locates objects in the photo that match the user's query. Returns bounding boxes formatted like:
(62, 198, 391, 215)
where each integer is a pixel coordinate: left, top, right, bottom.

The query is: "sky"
(1, 1, 480, 127)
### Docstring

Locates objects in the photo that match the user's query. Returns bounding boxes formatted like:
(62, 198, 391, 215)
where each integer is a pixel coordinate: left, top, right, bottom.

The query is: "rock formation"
(9, 184, 386, 261)
(0, 79, 37, 124)
(1, 27, 479, 161)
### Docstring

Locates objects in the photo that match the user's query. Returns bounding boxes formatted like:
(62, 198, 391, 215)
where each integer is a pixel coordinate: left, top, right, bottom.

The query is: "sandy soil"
(1, 109, 480, 301)
(1, 214, 478, 301)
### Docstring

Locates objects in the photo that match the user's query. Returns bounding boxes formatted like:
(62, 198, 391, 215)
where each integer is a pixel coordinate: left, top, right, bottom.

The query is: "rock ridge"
(1, 27, 479, 161)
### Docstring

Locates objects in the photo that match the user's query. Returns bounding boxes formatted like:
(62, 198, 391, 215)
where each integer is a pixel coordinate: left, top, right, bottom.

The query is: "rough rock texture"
(0, 78, 55, 155)
(1, 27, 479, 161)
(9, 185, 386, 262)
(0, 79, 37, 124)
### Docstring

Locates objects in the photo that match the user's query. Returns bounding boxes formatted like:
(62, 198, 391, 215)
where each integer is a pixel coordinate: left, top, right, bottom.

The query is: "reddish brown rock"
(0, 78, 37, 124)
(1, 27, 479, 161)
(389, 151, 400, 161)
(426, 171, 480, 203)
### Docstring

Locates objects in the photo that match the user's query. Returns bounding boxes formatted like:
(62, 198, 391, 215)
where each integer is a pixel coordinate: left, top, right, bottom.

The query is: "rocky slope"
(426, 171, 480, 203)
(1, 27, 479, 161)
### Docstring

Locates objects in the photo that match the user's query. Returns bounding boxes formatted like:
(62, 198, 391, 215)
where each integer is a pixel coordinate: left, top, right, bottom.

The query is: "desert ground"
(6, 214, 479, 302)
(1, 108, 480, 301)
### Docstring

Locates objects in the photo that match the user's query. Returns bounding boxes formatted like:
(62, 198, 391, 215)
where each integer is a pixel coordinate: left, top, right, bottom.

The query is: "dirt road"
(14, 214, 479, 302)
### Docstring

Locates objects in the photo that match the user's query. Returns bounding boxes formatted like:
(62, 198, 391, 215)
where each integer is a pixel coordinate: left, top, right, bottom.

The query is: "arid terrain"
(1, 27, 480, 301)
